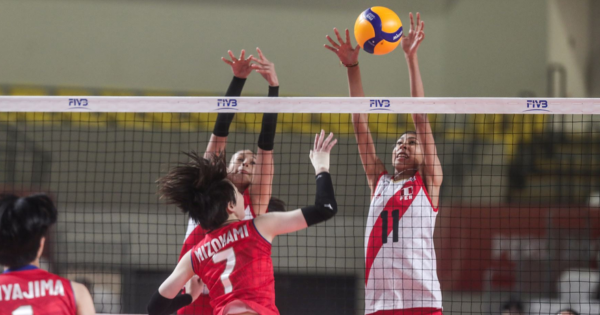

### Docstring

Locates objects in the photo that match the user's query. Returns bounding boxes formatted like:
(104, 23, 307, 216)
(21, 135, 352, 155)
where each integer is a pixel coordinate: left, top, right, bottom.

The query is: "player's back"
(0, 265, 77, 315)
(191, 220, 278, 315)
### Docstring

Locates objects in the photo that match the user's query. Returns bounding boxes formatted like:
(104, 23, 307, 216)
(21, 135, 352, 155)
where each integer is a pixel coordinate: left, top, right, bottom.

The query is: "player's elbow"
(301, 198, 338, 226)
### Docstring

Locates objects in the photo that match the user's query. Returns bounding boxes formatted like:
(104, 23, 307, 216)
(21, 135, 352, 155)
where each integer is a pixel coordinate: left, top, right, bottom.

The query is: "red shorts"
(369, 308, 443, 315)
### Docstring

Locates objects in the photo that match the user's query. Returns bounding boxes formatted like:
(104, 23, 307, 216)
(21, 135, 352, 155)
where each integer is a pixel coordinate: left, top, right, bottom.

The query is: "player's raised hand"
(310, 130, 337, 175)
(324, 28, 360, 66)
(222, 49, 254, 79)
(401, 12, 425, 57)
(250, 47, 279, 87)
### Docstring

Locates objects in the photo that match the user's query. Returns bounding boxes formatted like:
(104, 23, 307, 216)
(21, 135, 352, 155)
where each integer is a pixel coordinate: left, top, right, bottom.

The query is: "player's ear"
(226, 201, 236, 214)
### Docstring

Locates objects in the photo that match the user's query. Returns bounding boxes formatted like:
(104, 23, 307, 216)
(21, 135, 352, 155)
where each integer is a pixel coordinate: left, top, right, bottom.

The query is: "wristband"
(341, 61, 359, 68)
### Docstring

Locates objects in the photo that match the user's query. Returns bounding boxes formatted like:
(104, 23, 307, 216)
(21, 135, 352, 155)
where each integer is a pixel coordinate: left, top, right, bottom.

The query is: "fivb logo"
(399, 186, 413, 201)
(68, 98, 89, 110)
(369, 99, 391, 111)
(216, 98, 238, 110)
(524, 100, 549, 112)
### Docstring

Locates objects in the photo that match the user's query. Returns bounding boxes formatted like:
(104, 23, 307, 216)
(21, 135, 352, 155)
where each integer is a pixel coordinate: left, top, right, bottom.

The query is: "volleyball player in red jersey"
(0, 194, 95, 315)
(178, 47, 282, 314)
(148, 130, 338, 315)
(326, 13, 444, 315)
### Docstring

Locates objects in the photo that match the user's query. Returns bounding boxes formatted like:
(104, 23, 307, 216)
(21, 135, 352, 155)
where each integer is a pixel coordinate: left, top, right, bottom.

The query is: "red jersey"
(190, 220, 277, 315)
(0, 266, 76, 315)
(178, 189, 255, 315)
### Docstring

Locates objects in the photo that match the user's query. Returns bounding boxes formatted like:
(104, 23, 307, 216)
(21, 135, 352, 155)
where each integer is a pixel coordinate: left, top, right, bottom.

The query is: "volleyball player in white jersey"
(326, 13, 443, 315)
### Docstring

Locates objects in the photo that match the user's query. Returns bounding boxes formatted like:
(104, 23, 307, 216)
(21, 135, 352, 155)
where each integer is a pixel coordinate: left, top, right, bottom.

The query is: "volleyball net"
(1, 97, 599, 314)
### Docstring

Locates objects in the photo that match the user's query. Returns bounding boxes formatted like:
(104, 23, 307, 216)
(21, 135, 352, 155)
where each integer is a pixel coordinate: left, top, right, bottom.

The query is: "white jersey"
(364, 172, 442, 313)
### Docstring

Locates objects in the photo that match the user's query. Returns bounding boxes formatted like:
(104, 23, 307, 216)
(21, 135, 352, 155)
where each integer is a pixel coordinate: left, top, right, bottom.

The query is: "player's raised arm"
(402, 13, 442, 207)
(254, 130, 338, 242)
(351, 113, 387, 196)
(325, 28, 364, 97)
(249, 47, 279, 215)
(324, 28, 385, 195)
(205, 50, 255, 159)
(402, 12, 426, 98)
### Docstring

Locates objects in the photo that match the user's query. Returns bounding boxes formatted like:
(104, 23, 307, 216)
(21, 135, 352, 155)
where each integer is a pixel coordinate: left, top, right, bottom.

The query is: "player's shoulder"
(376, 172, 393, 186)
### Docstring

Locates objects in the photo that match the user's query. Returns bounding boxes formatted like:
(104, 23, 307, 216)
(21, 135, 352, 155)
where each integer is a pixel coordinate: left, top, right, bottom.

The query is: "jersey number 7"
(212, 247, 236, 294)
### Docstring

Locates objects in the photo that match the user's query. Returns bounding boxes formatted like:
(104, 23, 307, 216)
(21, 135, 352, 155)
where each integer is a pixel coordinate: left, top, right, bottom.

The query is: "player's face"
(228, 150, 255, 188)
(392, 133, 424, 172)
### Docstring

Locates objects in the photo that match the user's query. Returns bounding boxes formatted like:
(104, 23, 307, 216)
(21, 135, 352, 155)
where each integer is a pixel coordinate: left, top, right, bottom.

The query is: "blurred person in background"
(0, 194, 95, 315)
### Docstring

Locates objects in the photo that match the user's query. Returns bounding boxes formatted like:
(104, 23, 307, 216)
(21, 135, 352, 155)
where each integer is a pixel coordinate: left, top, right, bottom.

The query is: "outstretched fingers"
(221, 57, 234, 66)
(326, 35, 340, 48)
(324, 44, 338, 53)
(345, 28, 351, 45)
(334, 28, 344, 45)
(256, 47, 266, 61)
(228, 50, 238, 62)
(315, 130, 325, 151)
(321, 132, 337, 153)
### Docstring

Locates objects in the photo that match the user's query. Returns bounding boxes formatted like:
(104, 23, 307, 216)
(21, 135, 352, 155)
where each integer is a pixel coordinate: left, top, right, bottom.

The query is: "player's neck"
(234, 183, 249, 194)
(223, 213, 241, 225)
(29, 258, 41, 268)
(393, 168, 417, 181)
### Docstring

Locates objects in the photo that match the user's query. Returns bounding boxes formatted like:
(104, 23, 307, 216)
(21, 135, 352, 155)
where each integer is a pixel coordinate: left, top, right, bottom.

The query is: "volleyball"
(354, 7, 403, 55)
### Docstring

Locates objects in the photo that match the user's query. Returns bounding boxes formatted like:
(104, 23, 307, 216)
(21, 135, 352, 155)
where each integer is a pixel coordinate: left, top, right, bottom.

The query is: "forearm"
(347, 66, 365, 97)
(406, 54, 424, 97)
(225, 76, 246, 97)
(301, 172, 337, 226)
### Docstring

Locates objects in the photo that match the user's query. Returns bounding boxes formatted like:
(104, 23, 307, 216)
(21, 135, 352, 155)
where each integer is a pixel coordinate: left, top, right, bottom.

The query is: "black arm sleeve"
(257, 113, 278, 151)
(268, 85, 279, 97)
(256, 85, 279, 151)
(213, 76, 246, 137)
(226, 76, 246, 97)
(301, 172, 337, 226)
(147, 291, 192, 315)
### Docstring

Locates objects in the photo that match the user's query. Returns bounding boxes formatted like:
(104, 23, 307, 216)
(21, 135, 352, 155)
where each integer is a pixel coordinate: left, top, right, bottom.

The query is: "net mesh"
(1, 100, 600, 314)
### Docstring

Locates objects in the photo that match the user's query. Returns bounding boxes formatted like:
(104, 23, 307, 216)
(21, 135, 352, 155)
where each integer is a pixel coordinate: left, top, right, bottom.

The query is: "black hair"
(267, 197, 286, 212)
(0, 194, 57, 269)
(157, 152, 237, 231)
(501, 299, 524, 313)
(556, 309, 580, 315)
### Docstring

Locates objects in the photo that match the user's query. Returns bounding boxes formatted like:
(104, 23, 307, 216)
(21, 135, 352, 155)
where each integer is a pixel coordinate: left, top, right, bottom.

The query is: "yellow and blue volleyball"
(354, 7, 403, 55)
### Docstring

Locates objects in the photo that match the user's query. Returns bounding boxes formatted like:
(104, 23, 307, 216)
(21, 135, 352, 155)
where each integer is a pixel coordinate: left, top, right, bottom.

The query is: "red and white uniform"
(190, 220, 277, 315)
(0, 265, 77, 315)
(365, 172, 442, 314)
(178, 189, 255, 315)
